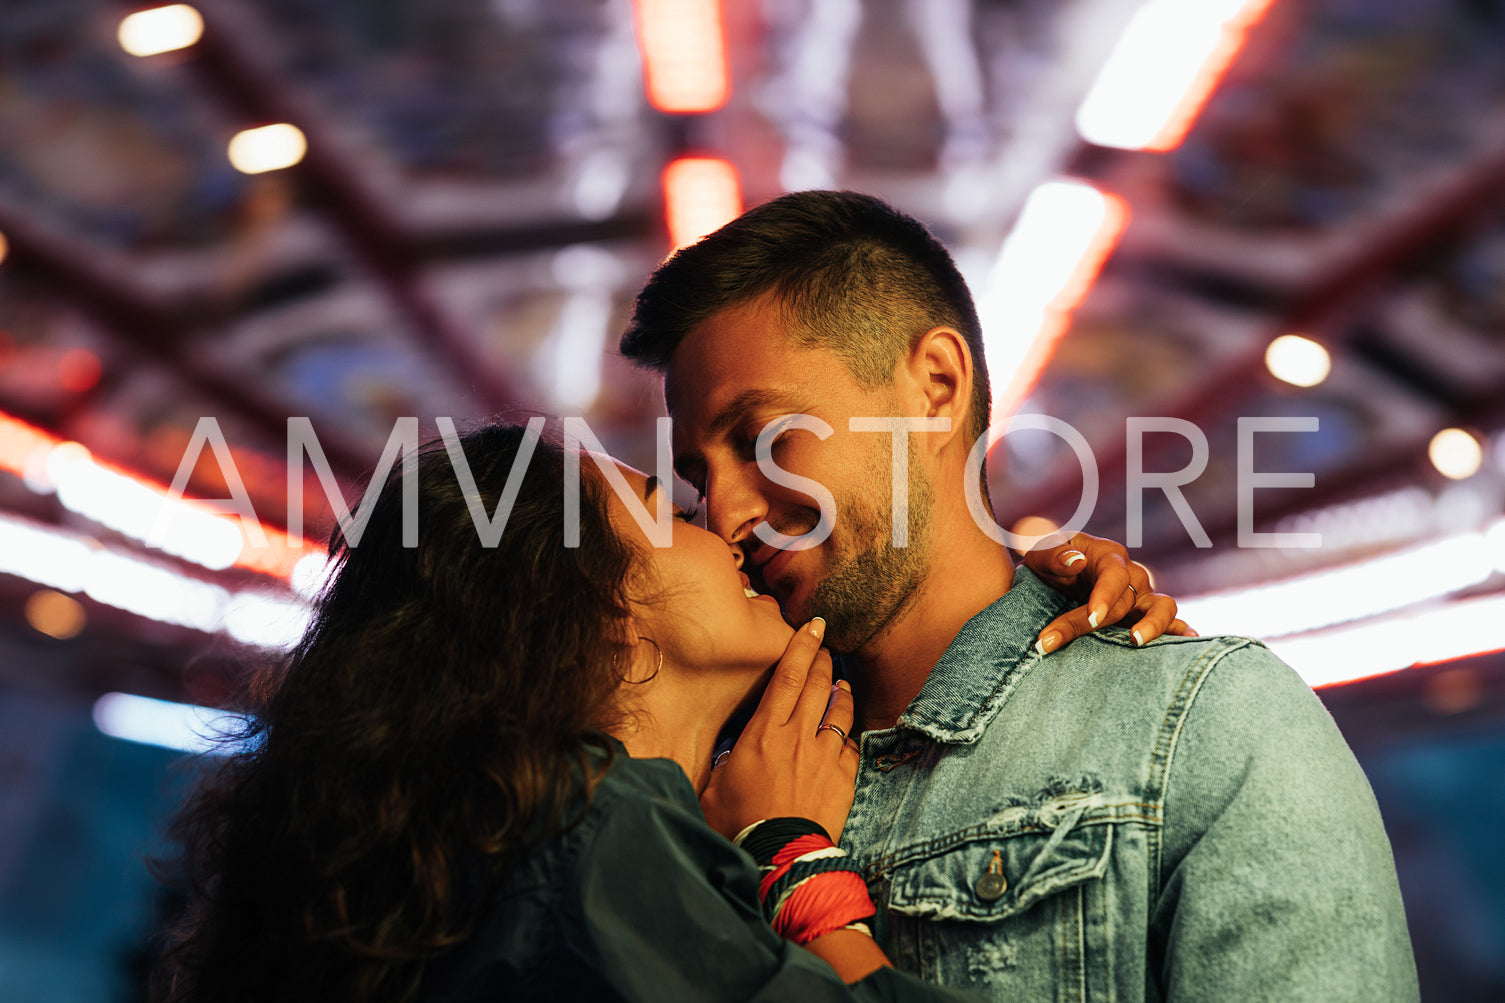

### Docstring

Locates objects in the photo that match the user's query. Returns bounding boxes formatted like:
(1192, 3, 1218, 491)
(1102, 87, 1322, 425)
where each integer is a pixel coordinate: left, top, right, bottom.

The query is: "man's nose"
(706, 467, 769, 547)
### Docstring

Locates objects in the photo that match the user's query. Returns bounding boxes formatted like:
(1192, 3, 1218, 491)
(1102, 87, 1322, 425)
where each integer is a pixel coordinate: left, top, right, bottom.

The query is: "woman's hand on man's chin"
(699, 617, 860, 844)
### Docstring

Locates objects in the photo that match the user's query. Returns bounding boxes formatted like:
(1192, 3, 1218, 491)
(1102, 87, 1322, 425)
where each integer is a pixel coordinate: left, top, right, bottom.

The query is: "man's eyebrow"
(642, 475, 661, 501)
(672, 389, 805, 484)
(705, 388, 804, 436)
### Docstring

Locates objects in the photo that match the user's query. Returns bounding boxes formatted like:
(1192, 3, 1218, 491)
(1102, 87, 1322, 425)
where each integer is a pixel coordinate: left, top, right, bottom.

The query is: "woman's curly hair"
(153, 422, 643, 1003)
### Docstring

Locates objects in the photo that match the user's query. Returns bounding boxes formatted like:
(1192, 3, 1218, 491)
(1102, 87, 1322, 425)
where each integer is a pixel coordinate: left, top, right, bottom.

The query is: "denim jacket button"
(974, 871, 1007, 901)
(975, 848, 1008, 901)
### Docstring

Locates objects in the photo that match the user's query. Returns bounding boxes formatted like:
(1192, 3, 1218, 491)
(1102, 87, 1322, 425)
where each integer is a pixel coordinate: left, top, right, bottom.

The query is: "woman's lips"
(755, 547, 797, 601)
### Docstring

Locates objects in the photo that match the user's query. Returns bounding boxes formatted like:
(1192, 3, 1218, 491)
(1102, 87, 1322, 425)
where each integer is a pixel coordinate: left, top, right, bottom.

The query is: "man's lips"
(748, 545, 795, 602)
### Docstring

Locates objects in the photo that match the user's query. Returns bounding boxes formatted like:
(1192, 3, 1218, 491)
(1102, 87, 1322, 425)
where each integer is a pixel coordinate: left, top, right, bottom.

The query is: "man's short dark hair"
(620, 190, 992, 445)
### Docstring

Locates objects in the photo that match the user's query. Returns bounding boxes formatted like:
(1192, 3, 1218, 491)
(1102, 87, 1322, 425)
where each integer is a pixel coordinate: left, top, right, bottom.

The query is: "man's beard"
(802, 456, 935, 654)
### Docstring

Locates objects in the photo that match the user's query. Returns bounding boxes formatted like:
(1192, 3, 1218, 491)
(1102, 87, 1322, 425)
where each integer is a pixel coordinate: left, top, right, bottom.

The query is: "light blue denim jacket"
(839, 568, 1418, 1001)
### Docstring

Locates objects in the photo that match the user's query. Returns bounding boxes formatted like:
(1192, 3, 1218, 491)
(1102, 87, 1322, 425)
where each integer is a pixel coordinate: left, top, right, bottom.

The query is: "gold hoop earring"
(636, 636, 663, 683)
(614, 636, 663, 684)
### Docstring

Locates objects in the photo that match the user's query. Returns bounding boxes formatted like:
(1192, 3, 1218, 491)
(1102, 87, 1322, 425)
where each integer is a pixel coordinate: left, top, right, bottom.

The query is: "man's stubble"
(801, 443, 936, 654)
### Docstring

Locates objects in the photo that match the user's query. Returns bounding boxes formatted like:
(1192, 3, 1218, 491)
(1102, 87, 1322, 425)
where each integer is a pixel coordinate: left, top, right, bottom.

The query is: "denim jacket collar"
(895, 567, 1071, 746)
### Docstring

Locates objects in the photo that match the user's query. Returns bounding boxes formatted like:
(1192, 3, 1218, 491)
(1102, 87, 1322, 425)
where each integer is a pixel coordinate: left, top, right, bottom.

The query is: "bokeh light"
(1430, 428, 1483, 480)
(1265, 333, 1332, 388)
(662, 157, 742, 249)
(227, 124, 308, 175)
(24, 589, 86, 640)
(117, 4, 204, 58)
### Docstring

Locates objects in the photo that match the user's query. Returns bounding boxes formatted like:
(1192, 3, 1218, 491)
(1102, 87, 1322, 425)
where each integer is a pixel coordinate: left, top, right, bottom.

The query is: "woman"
(154, 421, 1182, 1002)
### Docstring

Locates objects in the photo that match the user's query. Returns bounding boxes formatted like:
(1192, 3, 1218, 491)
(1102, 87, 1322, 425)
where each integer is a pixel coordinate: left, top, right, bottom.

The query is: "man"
(620, 190, 1417, 1000)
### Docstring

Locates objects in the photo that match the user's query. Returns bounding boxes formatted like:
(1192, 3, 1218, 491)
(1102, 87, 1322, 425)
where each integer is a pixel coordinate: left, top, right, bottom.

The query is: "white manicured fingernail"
(1088, 610, 1100, 630)
(1063, 551, 1085, 567)
(1132, 629, 1144, 646)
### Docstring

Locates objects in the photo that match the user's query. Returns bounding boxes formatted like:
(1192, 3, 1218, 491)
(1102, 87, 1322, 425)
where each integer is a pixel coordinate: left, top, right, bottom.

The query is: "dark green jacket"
(419, 742, 982, 1002)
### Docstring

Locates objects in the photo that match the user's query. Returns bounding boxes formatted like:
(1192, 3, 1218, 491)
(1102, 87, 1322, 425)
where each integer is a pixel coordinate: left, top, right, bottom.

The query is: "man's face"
(662, 294, 935, 652)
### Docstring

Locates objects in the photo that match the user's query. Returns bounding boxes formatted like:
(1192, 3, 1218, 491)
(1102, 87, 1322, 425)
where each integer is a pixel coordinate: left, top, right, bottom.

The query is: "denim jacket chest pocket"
(878, 795, 1122, 997)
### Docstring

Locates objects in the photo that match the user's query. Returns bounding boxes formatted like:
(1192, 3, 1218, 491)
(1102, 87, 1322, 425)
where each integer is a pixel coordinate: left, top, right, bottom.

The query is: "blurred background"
(0, 0, 1502, 998)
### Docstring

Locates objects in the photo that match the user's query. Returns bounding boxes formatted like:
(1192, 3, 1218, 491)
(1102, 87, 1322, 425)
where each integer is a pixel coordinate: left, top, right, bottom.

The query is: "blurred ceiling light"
(1426, 424, 1486, 481)
(47, 441, 245, 571)
(662, 156, 742, 249)
(228, 123, 307, 175)
(1267, 592, 1505, 689)
(978, 179, 1129, 438)
(548, 292, 613, 409)
(1076, 0, 1276, 151)
(1, 407, 314, 578)
(25, 589, 86, 640)
(117, 4, 204, 58)
(0, 513, 226, 631)
(0, 411, 58, 479)
(1265, 333, 1331, 388)
(542, 245, 620, 409)
(0, 511, 310, 644)
(92, 692, 243, 756)
(571, 151, 631, 220)
(1430, 428, 1483, 480)
(1178, 532, 1494, 640)
(633, 0, 730, 113)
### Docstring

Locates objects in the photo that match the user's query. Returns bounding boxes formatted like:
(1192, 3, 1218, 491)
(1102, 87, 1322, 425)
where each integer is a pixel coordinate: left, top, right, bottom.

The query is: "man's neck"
(848, 518, 1015, 734)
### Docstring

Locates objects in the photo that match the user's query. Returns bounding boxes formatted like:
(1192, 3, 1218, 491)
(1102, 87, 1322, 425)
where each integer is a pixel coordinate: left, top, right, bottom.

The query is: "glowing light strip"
(1178, 531, 1496, 641)
(662, 156, 743, 249)
(980, 179, 1129, 435)
(47, 442, 243, 570)
(0, 512, 311, 648)
(92, 692, 246, 756)
(1267, 593, 1505, 689)
(0, 412, 54, 478)
(0, 410, 313, 578)
(1173, 519, 1505, 686)
(633, 0, 730, 113)
(1076, 0, 1277, 152)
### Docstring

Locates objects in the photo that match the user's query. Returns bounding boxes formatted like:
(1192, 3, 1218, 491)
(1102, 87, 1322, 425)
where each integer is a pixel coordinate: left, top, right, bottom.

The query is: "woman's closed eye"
(646, 474, 702, 525)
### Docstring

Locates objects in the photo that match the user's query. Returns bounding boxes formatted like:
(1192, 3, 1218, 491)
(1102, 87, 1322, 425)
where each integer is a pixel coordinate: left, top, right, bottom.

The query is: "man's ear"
(900, 327, 974, 450)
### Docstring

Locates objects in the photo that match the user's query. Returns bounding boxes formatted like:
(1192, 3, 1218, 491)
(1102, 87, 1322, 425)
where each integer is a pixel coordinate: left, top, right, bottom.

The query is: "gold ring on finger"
(817, 723, 848, 742)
